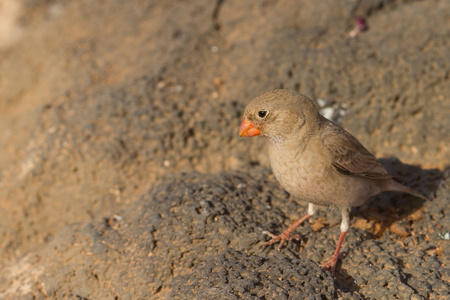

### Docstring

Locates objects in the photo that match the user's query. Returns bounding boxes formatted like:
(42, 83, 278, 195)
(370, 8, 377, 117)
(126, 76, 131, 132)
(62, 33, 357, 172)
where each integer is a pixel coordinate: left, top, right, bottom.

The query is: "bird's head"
(239, 89, 320, 143)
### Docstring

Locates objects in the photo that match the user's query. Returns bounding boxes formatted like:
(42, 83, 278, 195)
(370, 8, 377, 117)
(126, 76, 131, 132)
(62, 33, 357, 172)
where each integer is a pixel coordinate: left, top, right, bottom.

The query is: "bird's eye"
(258, 110, 269, 119)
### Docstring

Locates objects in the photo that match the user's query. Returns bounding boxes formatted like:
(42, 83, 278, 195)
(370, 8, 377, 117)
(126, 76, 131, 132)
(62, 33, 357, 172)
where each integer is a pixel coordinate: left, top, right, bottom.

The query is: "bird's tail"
(385, 179, 428, 201)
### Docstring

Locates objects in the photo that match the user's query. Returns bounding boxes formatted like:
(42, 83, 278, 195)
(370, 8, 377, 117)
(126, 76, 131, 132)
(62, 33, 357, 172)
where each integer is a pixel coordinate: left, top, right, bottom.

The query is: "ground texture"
(0, 0, 449, 299)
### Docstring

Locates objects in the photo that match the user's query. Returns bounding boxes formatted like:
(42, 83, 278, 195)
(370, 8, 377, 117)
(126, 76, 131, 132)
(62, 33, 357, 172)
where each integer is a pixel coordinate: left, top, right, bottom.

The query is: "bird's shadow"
(334, 157, 444, 294)
(354, 157, 443, 239)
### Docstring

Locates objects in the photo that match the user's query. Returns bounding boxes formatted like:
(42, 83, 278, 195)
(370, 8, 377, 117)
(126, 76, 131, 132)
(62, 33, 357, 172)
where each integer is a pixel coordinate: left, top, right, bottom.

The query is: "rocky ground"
(0, 0, 449, 299)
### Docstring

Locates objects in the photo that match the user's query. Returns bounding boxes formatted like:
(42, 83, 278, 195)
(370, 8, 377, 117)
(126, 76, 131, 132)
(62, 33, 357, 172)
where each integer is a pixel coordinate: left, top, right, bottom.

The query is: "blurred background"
(0, 0, 448, 298)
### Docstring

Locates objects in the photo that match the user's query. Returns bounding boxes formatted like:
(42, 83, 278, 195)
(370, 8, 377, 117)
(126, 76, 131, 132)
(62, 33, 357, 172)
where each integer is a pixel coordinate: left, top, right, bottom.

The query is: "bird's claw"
(319, 252, 345, 274)
(259, 230, 302, 251)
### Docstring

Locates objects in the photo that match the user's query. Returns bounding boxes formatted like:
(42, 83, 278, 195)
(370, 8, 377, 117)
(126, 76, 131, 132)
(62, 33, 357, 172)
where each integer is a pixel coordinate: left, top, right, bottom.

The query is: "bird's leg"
(261, 203, 316, 251)
(320, 208, 349, 274)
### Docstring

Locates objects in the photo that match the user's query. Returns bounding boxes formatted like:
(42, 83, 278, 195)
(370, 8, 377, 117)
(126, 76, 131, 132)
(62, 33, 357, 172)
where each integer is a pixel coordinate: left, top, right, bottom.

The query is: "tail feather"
(385, 179, 428, 201)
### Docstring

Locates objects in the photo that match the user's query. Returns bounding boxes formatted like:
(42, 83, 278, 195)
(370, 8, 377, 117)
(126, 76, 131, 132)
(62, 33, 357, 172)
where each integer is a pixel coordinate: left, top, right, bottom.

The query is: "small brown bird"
(239, 89, 427, 273)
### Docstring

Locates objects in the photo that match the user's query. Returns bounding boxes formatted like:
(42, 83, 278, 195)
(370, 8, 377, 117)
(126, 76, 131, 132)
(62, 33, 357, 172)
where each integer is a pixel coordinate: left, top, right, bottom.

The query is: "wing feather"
(321, 120, 391, 180)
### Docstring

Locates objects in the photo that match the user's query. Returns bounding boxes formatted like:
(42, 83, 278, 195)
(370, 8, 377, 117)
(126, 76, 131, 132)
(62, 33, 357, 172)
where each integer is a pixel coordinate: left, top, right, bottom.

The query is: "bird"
(238, 89, 427, 274)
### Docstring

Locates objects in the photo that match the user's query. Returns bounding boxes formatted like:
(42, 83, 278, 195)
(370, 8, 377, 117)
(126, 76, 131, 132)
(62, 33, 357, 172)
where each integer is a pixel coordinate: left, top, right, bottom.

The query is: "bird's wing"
(321, 120, 391, 180)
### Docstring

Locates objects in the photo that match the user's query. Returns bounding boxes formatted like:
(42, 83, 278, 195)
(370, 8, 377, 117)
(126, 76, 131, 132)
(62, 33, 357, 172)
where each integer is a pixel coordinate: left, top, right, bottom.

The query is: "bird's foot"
(259, 230, 302, 251)
(319, 252, 344, 274)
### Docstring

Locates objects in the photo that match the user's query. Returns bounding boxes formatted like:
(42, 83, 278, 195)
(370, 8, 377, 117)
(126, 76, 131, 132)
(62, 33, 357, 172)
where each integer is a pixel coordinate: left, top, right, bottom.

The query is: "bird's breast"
(268, 142, 331, 204)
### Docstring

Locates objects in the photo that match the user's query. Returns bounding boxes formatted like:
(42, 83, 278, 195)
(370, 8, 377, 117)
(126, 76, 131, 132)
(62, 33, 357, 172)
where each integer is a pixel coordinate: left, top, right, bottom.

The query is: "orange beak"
(239, 118, 261, 137)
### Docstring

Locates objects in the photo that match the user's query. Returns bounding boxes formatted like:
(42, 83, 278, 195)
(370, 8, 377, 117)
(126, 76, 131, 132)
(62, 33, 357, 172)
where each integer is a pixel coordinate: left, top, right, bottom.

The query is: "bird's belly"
(269, 142, 381, 208)
(274, 167, 332, 206)
(272, 161, 378, 208)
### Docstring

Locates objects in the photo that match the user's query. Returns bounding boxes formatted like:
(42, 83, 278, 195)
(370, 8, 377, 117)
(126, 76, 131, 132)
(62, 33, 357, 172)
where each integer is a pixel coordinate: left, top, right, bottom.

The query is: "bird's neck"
(267, 124, 315, 155)
(267, 113, 321, 152)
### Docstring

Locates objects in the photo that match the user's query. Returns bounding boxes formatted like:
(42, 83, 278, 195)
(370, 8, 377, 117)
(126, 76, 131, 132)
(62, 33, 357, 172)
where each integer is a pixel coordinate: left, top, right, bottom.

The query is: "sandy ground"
(0, 0, 449, 299)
